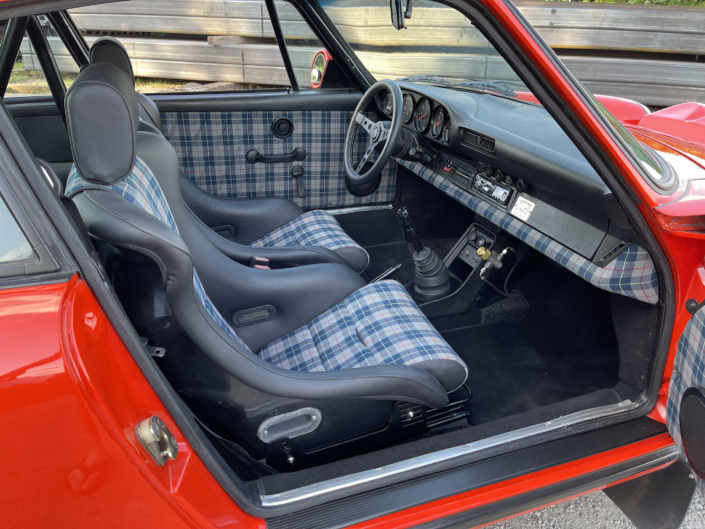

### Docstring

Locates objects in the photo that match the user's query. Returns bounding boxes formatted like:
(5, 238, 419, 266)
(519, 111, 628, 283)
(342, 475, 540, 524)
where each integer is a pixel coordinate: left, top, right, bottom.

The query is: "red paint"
(639, 103, 705, 148)
(2, 0, 701, 526)
(0, 276, 264, 528)
(515, 91, 648, 125)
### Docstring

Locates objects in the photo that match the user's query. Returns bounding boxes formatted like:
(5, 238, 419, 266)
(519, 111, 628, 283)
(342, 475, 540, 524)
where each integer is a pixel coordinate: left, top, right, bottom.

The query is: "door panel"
(155, 90, 398, 210)
(5, 96, 73, 181)
(666, 306, 705, 496)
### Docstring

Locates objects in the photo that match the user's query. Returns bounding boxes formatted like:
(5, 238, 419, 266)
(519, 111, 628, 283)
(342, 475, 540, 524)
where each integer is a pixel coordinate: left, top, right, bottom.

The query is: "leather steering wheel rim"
(344, 80, 403, 194)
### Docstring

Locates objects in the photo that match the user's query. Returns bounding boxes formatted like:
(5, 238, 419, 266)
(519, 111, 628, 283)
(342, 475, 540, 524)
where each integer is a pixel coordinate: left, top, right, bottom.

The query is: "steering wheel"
(345, 80, 404, 196)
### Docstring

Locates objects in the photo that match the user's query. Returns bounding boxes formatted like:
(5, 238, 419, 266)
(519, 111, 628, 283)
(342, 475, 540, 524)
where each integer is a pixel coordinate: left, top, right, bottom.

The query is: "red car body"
(2, 0, 704, 527)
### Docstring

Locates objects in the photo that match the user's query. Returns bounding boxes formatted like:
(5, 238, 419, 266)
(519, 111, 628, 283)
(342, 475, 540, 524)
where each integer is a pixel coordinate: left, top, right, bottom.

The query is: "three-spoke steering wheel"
(344, 80, 404, 197)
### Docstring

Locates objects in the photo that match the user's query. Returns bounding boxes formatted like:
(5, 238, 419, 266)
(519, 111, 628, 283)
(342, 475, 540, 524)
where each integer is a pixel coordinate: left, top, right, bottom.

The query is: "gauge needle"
(435, 120, 442, 127)
(418, 114, 427, 120)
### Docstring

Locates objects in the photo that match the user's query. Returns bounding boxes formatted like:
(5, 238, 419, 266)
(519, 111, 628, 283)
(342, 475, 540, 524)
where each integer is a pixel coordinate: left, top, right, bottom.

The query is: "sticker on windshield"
(511, 196, 535, 221)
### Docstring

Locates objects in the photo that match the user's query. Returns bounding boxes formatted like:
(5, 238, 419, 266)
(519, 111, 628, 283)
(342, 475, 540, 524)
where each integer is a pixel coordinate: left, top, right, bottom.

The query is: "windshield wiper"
(397, 75, 453, 86)
(452, 80, 517, 98)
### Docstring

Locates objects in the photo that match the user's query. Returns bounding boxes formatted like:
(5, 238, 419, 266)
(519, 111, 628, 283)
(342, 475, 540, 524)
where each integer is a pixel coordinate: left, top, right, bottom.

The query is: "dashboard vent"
(460, 128, 496, 155)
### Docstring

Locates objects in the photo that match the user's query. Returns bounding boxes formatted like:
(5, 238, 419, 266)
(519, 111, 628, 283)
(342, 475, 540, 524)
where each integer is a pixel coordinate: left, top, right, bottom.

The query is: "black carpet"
(444, 255, 621, 425)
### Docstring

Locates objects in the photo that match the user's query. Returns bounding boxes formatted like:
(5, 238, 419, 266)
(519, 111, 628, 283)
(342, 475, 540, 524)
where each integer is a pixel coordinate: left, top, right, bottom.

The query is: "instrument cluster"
(380, 90, 451, 144)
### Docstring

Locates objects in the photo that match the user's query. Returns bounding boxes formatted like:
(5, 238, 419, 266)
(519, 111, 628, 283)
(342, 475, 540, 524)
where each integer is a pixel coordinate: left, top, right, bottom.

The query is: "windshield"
(316, 0, 532, 98)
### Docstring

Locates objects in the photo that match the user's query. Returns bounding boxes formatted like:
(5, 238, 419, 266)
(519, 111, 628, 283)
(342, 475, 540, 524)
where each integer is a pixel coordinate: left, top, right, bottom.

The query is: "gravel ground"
(488, 488, 705, 528)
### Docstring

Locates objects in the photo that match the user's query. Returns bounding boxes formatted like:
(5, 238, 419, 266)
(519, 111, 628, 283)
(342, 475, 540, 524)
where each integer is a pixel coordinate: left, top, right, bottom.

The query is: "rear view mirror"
(391, 0, 412, 30)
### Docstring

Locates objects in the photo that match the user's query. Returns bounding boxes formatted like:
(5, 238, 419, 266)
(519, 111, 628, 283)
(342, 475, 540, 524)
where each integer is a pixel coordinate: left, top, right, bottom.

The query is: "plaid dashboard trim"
(666, 308, 705, 496)
(161, 110, 397, 210)
(250, 209, 367, 255)
(259, 280, 467, 384)
(65, 159, 252, 351)
(396, 159, 659, 305)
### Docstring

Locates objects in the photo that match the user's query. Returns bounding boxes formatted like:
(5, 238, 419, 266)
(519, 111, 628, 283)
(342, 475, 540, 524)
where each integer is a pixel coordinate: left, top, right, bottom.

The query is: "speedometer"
(415, 97, 431, 133)
(402, 94, 414, 123)
(431, 106, 446, 139)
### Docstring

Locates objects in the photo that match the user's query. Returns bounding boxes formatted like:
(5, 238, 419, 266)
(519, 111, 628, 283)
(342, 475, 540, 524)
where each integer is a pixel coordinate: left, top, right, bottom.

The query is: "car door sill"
(263, 416, 671, 529)
(261, 398, 642, 507)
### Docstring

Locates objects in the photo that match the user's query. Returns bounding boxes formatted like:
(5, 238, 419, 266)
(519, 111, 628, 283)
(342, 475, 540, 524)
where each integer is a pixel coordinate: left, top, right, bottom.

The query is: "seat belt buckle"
(250, 256, 270, 270)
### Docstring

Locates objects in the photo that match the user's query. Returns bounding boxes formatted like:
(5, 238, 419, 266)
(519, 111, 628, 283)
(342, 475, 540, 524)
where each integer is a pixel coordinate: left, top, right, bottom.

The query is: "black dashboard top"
(378, 82, 632, 264)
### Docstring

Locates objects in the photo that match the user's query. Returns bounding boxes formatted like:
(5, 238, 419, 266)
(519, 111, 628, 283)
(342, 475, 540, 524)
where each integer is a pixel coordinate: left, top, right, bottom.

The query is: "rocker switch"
(291, 166, 306, 198)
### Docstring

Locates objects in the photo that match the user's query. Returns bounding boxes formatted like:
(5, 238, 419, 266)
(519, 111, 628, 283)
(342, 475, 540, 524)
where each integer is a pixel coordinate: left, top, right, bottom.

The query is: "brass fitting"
(477, 246, 491, 260)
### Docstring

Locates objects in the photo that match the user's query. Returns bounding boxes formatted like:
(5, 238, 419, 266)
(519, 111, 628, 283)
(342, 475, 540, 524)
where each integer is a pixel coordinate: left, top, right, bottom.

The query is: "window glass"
(6, 16, 76, 98)
(316, 0, 531, 98)
(0, 195, 34, 264)
(69, 2, 295, 93)
(274, 0, 328, 88)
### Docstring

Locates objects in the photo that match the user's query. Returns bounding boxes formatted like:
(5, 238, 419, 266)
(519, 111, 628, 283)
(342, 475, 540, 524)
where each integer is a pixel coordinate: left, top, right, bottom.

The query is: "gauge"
(415, 97, 431, 133)
(484, 165, 493, 177)
(382, 92, 394, 117)
(431, 106, 446, 139)
(402, 94, 414, 123)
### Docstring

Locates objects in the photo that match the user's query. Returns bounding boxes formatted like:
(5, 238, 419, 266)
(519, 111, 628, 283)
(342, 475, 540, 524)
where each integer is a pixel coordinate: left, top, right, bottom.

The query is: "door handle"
(246, 147, 306, 164)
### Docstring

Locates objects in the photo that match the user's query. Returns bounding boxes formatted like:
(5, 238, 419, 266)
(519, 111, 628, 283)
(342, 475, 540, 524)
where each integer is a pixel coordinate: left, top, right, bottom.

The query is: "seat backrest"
(89, 36, 164, 134)
(64, 63, 449, 408)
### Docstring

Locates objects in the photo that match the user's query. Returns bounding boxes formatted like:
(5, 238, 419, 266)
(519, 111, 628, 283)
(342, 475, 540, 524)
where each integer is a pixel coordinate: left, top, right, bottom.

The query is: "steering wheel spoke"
(355, 113, 375, 134)
(358, 146, 374, 170)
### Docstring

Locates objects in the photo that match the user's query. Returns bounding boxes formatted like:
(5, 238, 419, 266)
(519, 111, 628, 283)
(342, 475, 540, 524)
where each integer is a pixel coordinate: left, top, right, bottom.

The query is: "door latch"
(136, 416, 178, 466)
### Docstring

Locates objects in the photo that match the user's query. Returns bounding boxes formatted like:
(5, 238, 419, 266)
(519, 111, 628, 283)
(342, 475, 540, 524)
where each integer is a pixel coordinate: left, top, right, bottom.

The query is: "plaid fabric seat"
(396, 159, 659, 305)
(249, 210, 368, 262)
(259, 280, 467, 388)
(66, 159, 464, 392)
(65, 159, 252, 352)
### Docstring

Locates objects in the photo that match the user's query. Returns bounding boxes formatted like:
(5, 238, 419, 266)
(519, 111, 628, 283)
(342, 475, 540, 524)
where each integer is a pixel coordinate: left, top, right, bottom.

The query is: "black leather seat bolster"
(187, 205, 350, 268)
(180, 174, 305, 245)
(135, 131, 365, 348)
(136, 92, 163, 133)
(74, 188, 450, 408)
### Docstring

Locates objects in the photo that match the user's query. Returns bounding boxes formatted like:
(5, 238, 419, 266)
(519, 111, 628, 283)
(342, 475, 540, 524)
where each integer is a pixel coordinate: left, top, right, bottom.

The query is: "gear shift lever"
(397, 208, 451, 303)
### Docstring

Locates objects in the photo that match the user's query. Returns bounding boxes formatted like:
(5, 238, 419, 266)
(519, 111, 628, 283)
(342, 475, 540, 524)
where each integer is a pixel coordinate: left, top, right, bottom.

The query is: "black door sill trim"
(418, 445, 679, 529)
(265, 418, 668, 529)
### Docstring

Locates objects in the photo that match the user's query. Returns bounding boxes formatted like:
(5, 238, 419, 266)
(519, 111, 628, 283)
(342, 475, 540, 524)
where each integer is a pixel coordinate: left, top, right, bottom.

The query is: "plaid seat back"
(65, 157, 251, 352)
(396, 159, 659, 305)
(259, 280, 467, 386)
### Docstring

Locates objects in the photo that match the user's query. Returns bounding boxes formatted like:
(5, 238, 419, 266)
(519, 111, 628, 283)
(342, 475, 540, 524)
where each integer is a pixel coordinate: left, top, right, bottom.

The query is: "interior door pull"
(246, 147, 306, 164)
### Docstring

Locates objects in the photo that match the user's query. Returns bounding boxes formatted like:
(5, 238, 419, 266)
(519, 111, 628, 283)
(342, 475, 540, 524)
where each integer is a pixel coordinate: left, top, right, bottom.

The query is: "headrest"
(89, 37, 135, 86)
(66, 63, 140, 184)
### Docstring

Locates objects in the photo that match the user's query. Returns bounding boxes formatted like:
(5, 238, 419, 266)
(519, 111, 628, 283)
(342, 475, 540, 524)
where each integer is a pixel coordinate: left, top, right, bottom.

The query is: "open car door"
(667, 308, 705, 496)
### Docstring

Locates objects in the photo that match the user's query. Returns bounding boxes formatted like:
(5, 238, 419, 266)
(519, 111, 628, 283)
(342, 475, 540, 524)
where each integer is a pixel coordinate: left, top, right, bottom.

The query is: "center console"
(417, 221, 514, 318)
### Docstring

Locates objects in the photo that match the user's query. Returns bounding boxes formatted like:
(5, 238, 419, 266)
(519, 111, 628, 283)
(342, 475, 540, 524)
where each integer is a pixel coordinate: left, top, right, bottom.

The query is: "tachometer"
(415, 97, 431, 133)
(382, 92, 394, 117)
(402, 94, 414, 123)
(431, 106, 446, 139)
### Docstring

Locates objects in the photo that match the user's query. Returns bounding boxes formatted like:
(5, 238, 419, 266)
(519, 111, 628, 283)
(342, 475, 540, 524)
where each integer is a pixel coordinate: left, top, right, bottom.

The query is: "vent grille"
(460, 128, 496, 155)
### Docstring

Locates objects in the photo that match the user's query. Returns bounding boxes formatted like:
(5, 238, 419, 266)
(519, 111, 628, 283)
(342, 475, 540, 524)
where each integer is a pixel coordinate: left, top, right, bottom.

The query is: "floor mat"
(443, 256, 620, 425)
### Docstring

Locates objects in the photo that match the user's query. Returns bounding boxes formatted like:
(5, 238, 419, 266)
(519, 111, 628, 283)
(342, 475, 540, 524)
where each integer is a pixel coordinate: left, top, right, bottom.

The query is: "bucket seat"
(64, 63, 467, 460)
(88, 37, 370, 273)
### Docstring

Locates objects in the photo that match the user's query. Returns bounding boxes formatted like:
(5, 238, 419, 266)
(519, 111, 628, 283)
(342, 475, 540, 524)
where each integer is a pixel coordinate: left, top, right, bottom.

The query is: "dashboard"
(376, 82, 635, 265)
